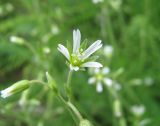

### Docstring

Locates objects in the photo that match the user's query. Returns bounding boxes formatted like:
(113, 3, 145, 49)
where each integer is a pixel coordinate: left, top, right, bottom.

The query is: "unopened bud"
(110, 0, 122, 11)
(10, 36, 24, 45)
(131, 105, 145, 116)
(51, 25, 59, 35)
(46, 72, 58, 94)
(79, 119, 93, 126)
(113, 99, 122, 117)
(0, 80, 30, 98)
(113, 68, 124, 78)
(103, 45, 113, 58)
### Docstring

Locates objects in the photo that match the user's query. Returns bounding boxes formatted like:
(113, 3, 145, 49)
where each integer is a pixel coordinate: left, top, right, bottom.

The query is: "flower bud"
(109, 0, 122, 11)
(46, 72, 58, 94)
(113, 99, 122, 117)
(79, 119, 93, 126)
(10, 36, 24, 45)
(0, 80, 30, 98)
(103, 45, 113, 58)
(131, 105, 145, 116)
(43, 47, 50, 54)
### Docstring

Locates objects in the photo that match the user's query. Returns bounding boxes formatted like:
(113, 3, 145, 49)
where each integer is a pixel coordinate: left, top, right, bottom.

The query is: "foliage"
(0, 0, 160, 126)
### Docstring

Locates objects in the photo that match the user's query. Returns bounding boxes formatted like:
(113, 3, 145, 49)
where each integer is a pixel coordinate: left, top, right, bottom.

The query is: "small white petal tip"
(70, 64, 79, 71)
(96, 83, 103, 93)
(88, 77, 96, 84)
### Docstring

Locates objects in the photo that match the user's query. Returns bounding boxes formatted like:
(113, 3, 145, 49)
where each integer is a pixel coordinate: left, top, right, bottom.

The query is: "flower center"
(71, 54, 82, 66)
(79, 48, 83, 54)
(96, 74, 103, 81)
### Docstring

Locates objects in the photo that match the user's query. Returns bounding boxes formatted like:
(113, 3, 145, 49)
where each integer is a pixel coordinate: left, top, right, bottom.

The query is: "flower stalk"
(67, 101, 83, 121)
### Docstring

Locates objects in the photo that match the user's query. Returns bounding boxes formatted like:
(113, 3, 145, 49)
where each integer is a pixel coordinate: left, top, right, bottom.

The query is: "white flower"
(6, 3, 14, 12)
(0, 80, 30, 98)
(109, 0, 122, 11)
(144, 77, 154, 86)
(51, 25, 59, 35)
(88, 67, 111, 93)
(139, 119, 151, 126)
(92, 0, 104, 4)
(103, 45, 113, 58)
(131, 105, 145, 116)
(58, 29, 103, 71)
(130, 78, 143, 86)
(43, 47, 50, 54)
(88, 67, 122, 93)
(10, 36, 24, 45)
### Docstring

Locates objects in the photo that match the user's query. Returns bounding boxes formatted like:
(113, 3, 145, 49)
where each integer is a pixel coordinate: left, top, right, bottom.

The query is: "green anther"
(79, 48, 83, 53)
(71, 54, 82, 66)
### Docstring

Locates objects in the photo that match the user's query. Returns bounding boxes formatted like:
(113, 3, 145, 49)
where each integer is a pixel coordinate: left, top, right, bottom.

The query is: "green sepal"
(0, 80, 30, 98)
(66, 61, 70, 67)
(67, 40, 72, 54)
(84, 56, 99, 62)
(11, 80, 30, 93)
(80, 39, 88, 52)
(112, 68, 124, 78)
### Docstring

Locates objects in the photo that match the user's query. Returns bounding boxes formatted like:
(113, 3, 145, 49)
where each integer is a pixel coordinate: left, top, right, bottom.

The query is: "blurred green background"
(0, 0, 160, 126)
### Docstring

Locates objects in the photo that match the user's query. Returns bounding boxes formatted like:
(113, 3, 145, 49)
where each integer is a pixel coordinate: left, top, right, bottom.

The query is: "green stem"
(57, 94, 83, 125)
(24, 42, 37, 56)
(67, 69, 73, 87)
(105, 8, 116, 47)
(65, 69, 73, 100)
(67, 101, 83, 121)
(105, 83, 127, 126)
(29, 80, 46, 85)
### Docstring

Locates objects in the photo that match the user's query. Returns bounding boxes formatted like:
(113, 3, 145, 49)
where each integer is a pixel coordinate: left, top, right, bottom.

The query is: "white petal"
(92, 0, 104, 4)
(70, 64, 79, 71)
(80, 40, 102, 60)
(57, 44, 70, 60)
(0, 88, 13, 98)
(102, 67, 110, 75)
(73, 29, 81, 53)
(88, 77, 96, 84)
(94, 68, 100, 74)
(81, 62, 103, 68)
(103, 78, 113, 87)
(104, 45, 113, 56)
(139, 119, 151, 126)
(96, 82, 103, 93)
(131, 105, 145, 116)
(114, 83, 122, 91)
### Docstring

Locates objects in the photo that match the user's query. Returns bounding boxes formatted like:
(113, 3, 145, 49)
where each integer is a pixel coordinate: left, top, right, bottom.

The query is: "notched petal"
(81, 62, 103, 68)
(57, 44, 70, 60)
